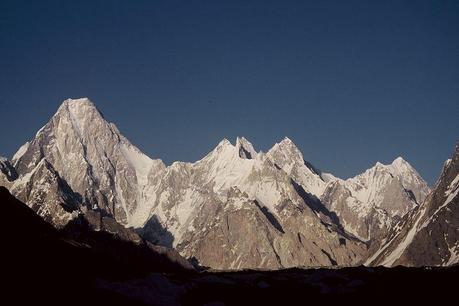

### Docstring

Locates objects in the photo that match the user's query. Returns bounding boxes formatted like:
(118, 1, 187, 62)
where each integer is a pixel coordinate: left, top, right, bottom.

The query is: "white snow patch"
(175, 189, 196, 226)
(321, 172, 340, 183)
(120, 143, 154, 187)
(12, 142, 30, 164)
(35, 125, 46, 137)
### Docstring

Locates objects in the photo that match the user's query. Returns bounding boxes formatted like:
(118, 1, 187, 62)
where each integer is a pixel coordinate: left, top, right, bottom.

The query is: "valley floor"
(98, 265, 458, 305)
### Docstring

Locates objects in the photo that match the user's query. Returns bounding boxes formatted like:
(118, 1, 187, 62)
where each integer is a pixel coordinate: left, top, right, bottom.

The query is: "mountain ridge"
(2, 97, 450, 270)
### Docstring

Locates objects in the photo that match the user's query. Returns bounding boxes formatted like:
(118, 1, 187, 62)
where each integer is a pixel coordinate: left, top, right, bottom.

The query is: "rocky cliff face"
(140, 137, 366, 269)
(9, 158, 80, 227)
(1, 97, 438, 270)
(0, 157, 17, 182)
(368, 143, 459, 267)
(266, 137, 326, 196)
(12, 98, 165, 226)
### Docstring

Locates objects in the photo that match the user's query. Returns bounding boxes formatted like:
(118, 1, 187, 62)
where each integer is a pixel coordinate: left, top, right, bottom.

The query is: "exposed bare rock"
(8, 158, 80, 228)
(0, 156, 17, 182)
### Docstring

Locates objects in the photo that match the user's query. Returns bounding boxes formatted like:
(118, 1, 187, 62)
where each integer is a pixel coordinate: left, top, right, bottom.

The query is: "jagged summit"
(58, 97, 99, 111)
(392, 156, 407, 165)
(371, 156, 412, 170)
(320, 154, 431, 244)
(275, 136, 298, 148)
(212, 138, 232, 151)
(268, 137, 305, 163)
(366, 156, 423, 181)
(56, 97, 101, 119)
(211, 136, 300, 161)
(371, 156, 412, 172)
(235, 136, 257, 159)
(360, 156, 430, 204)
(61, 97, 94, 106)
(11, 97, 165, 227)
(265, 137, 326, 197)
(204, 137, 259, 161)
(279, 136, 294, 145)
(52, 97, 107, 136)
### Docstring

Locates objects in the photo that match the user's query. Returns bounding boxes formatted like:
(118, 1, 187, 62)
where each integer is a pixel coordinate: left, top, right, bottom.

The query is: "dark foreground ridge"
(1, 186, 457, 306)
(0, 186, 193, 305)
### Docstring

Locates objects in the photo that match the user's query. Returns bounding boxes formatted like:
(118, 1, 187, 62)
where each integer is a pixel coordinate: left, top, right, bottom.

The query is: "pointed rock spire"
(11, 97, 165, 227)
(235, 137, 257, 159)
(267, 137, 304, 165)
(267, 137, 326, 196)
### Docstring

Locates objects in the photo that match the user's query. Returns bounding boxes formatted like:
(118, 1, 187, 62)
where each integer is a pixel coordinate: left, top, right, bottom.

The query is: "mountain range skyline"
(4, 97, 455, 270)
(1, 96, 452, 186)
(2, 1, 459, 186)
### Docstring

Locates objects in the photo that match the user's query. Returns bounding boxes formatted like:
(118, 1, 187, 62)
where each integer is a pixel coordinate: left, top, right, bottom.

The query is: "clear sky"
(1, 0, 458, 185)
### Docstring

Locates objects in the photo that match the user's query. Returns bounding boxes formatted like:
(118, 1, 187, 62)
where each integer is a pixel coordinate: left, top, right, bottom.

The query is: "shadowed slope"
(0, 186, 194, 305)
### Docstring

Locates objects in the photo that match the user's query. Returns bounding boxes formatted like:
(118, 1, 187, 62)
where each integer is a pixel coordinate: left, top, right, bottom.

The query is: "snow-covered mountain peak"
(235, 137, 257, 159)
(217, 138, 232, 147)
(266, 137, 326, 196)
(202, 138, 234, 160)
(388, 157, 429, 200)
(319, 156, 431, 244)
(278, 136, 298, 148)
(267, 137, 323, 177)
(202, 137, 259, 163)
(61, 97, 95, 108)
(197, 138, 258, 182)
(366, 157, 421, 182)
(346, 156, 430, 213)
(389, 157, 418, 175)
(279, 136, 294, 145)
(10, 98, 169, 226)
(53, 98, 105, 135)
(268, 137, 304, 163)
(392, 156, 407, 165)
(57, 97, 99, 118)
(374, 161, 384, 168)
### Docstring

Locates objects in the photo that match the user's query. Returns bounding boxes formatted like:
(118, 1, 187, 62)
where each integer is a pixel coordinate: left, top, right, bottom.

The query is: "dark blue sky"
(1, 0, 458, 184)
